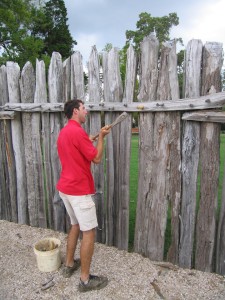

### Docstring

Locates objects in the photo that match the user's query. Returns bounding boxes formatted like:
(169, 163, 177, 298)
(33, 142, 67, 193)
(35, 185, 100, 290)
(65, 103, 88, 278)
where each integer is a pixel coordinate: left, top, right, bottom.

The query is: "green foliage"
(126, 12, 182, 51)
(32, 0, 76, 58)
(0, 0, 75, 67)
(119, 12, 184, 97)
(0, 0, 44, 65)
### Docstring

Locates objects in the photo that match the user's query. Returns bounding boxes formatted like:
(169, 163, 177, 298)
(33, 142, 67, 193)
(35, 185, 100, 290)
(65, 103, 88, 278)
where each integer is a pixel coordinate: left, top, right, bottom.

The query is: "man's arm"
(92, 126, 111, 164)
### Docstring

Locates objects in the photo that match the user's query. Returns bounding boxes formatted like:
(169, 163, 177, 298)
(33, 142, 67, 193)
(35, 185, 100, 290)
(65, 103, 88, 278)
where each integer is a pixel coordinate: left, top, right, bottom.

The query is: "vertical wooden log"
(103, 48, 123, 247)
(0, 65, 17, 222)
(35, 60, 53, 228)
(71, 52, 85, 101)
(179, 39, 203, 268)
(102, 52, 113, 245)
(217, 140, 225, 275)
(6, 62, 28, 224)
(196, 42, 223, 272)
(48, 52, 65, 231)
(35, 59, 54, 229)
(63, 57, 71, 102)
(88, 46, 105, 243)
(19, 62, 37, 226)
(134, 34, 159, 257)
(154, 41, 181, 262)
(117, 45, 136, 250)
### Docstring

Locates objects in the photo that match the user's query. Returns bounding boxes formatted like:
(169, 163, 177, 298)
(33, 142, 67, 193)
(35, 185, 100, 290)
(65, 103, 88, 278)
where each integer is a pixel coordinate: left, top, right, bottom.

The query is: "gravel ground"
(1, 219, 225, 300)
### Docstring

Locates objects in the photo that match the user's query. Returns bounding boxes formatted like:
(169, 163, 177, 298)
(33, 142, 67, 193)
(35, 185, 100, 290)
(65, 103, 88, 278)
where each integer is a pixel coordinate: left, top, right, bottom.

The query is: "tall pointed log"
(179, 39, 203, 268)
(48, 52, 65, 231)
(134, 34, 159, 257)
(20, 62, 38, 226)
(196, 42, 223, 272)
(6, 62, 28, 224)
(88, 46, 105, 243)
(103, 47, 123, 247)
(117, 45, 136, 250)
(0, 65, 17, 222)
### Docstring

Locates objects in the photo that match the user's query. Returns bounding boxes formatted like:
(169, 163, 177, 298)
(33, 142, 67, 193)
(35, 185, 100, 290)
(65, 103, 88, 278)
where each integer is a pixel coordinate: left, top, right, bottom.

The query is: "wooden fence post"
(196, 42, 223, 273)
(7, 62, 28, 224)
(155, 41, 181, 264)
(117, 45, 136, 250)
(88, 46, 105, 243)
(20, 62, 39, 227)
(134, 34, 159, 257)
(48, 52, 65, 231)
(179, 39, 203, 268)
(0, 65, 17, 222)
(103, 48, 124, 248)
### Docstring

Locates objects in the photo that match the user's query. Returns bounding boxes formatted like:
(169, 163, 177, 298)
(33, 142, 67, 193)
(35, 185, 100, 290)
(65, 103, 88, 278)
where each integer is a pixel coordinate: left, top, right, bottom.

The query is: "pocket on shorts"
(79, 200, 96, 222)
(79, 200, 95, 210)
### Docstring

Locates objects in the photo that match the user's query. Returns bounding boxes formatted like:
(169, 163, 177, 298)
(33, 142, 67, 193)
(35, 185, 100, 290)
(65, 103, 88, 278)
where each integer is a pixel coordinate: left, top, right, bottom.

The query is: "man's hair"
(64, 99, 84, 119)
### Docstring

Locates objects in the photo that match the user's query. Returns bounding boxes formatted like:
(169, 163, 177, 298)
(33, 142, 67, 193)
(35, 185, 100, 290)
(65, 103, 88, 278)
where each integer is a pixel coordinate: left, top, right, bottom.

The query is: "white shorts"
(59, 192, 98, 231)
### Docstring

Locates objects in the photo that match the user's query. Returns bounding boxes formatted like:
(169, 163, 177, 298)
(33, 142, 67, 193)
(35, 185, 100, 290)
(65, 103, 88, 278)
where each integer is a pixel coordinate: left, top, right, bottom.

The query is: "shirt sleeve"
(76, 128, 98, 161)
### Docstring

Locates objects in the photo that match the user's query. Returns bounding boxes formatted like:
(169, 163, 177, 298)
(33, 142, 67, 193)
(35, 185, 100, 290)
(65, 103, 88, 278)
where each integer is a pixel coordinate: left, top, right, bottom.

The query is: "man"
(56, 99, 110, 292)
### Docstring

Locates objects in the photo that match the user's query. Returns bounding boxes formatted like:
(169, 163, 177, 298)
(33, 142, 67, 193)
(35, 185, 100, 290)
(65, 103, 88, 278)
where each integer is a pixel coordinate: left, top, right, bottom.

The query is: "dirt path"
(0, 220, 225, 300)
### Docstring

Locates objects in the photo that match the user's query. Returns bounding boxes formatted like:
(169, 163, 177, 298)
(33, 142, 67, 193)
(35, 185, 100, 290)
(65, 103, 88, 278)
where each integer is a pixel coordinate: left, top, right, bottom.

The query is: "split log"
(195, 42, 223, 272)
(7, 62, 28, 224)
(179, 39, 203, 268)
(48, 52, 65, 231)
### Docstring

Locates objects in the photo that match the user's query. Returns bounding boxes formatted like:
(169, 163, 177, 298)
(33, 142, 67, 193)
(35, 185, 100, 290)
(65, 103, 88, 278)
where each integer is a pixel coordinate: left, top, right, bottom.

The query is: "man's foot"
(78, 274, 108, 292)
(61, 259, 81, 278)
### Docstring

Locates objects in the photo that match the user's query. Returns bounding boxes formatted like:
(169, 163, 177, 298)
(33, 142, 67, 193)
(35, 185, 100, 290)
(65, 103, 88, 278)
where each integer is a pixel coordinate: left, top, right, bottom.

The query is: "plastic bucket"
(34, 237, 61, 272)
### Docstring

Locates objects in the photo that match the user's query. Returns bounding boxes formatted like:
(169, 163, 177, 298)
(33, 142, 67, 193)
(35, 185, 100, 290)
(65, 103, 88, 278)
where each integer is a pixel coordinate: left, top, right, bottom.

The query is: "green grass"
(128, 133, 225, 254)
(129, 134, 139, 250)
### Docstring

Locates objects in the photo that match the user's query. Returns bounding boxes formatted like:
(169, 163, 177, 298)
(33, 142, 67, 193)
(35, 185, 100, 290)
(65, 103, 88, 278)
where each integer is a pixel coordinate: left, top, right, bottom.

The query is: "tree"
(125, 12, 182, 51)
(0, 0, 76, 67)
(32, 0, 76, 58)
(120, 12, 183, 97)
(0, 0, 44, 66)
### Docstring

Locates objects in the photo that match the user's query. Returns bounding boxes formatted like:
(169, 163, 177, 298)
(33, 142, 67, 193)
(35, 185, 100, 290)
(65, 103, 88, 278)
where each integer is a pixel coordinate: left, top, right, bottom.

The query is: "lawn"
(128, 133, 225, 253)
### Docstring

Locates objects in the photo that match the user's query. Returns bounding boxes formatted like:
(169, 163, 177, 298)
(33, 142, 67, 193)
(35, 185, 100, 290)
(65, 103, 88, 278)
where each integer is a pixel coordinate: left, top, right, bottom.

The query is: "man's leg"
(80, 228, 95, 282)
(65, 223, 80, 267)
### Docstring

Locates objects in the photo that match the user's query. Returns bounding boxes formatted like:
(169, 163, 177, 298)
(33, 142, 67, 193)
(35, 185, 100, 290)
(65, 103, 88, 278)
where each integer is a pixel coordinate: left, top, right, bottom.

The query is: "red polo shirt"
(56, 120, 98, 195)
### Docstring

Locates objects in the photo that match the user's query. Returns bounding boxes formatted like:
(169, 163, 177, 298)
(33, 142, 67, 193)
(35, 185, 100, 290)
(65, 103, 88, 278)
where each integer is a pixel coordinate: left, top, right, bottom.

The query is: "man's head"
(64, 99, 88, 124)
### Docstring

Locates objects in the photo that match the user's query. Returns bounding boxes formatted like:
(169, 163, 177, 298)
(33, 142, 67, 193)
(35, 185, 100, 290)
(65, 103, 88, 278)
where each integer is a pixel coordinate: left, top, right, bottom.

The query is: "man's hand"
(99, 125, 111, 138)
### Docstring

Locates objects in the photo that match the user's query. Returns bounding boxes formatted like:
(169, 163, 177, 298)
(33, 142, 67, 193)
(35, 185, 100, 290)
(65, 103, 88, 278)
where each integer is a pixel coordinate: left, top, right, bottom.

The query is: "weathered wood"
(195, 124, 220, 271)
(134, 34, 159, 257)
(7, 61, 28, 224)
(37, 59, 54, 229)
(195, 42, 223, 272)
(103, 48, 123, 248)
(154, 41, 181, 264)
(179, 39, 203, 268)
(217, 145, 225, 275)
(1, 38, 225, 276)
(71, 52, 85, 101)
(63, 57, 71, 102)
(48, 52, 65, 231)
(88, 46, 105, 243)
(137, 34, 159, 101)
(0, 111, 15, 119)
(2, 90, 225, 112)
(0, 65, 17, 222)
(182, 111, 225, 123)
(32, 60, 48, 228)
(117, 45, 136, 250)
(20, 62, 38, 227)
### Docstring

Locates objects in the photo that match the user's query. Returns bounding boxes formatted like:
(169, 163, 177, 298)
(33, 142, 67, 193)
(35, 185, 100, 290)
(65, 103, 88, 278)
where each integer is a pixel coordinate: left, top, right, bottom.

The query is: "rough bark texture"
(195, 42, 223, 272)
(7, 62, 28, 224)
(179, 39, 203, 268)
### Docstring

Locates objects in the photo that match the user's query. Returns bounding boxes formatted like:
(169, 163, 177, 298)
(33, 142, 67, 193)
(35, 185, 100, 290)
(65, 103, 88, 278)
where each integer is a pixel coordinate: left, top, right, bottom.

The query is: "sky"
(63, 0, 225, 66)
